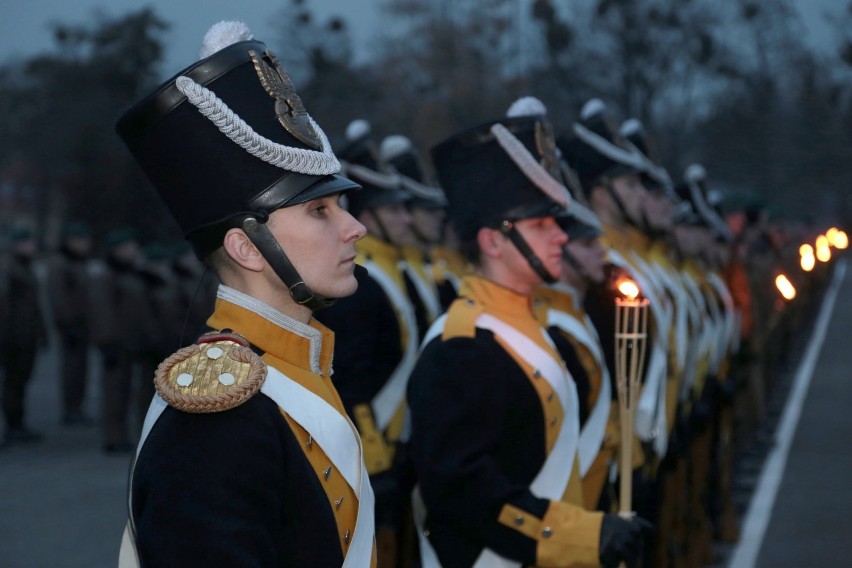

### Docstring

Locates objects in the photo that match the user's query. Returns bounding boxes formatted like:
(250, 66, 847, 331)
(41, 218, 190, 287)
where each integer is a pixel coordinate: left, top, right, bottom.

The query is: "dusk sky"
(1, 0, 846, 78)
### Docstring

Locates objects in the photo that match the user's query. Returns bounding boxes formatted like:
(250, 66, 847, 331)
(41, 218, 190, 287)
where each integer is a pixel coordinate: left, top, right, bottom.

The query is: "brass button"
(533, 369, 541, 379)
(550, 417, 558, 427)
(335, 496, 344, 510)
(324, 466, 332, 480)
(547, 392, 554, 402)
(423, 529, 431, 537)
(344, 529, 351, 545)
(542, 526, 553, 538)
(514, 515, 524, 526)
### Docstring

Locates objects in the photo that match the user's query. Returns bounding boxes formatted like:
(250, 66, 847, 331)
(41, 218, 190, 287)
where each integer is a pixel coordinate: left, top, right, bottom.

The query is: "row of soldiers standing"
(0, 222, 215, 452)
(316, 94, 785, 567)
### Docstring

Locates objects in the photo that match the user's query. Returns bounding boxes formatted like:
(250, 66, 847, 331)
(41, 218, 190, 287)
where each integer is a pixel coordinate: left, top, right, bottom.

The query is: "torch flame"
(816, 238, 832, 262)
(827, 228, 839, 243)
(775, 274, 796, 300)
(617, 278, 640, 300)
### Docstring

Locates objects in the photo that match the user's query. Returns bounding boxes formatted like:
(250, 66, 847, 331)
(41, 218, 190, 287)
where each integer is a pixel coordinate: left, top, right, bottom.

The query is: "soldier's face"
(411, 207, 445, 245)
(611, 173, 647, 224)
(565, 236, 606, 283)
(366, 202, 414, 247)
(267, 193, 366, 299)
(643, 190, 674, 232)
(499, 216, 568, 292)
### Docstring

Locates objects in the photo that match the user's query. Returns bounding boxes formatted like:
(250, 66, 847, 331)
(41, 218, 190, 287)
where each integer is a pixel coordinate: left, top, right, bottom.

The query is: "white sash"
(120, 369, 375, 568)
(263, 368, 375, 568)
(363, 259, 420, 431)
(706, 272, 737, 368)
(414, 313, 580, 568)
(401, 259, 442, 324)
(546, 309, 611, 477)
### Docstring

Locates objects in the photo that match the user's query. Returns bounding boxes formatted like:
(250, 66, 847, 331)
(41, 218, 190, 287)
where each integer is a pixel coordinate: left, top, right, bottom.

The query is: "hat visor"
(249, 172, 361, 211)
(361, 188, 411, 210)
(558, 217, 603, 240)
(503, 197, 565, 222)
(286, 173, 362, 207)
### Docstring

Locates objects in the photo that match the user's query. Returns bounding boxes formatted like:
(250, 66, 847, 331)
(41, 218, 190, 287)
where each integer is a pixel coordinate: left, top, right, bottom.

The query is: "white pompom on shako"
(685, 163, 707, 183)
(580, 98, 606, 120)
(346, 119, 371, 142)
(379, 135, 414, 162)
(619, 118, 643, 137)
(199, 20, 254, 59)
(506, 96, 548, 118)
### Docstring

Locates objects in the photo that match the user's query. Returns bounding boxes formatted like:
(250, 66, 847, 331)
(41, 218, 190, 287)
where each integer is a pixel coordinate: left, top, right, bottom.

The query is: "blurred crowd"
(0, 221, 216, 452)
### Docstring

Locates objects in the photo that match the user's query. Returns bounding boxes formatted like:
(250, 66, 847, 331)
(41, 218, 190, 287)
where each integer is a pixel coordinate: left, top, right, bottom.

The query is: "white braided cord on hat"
(491, 123, 572, 208)
(339, 160, 402, 190)
(572, 122, 646, 170)
(175, 75, 340, 176)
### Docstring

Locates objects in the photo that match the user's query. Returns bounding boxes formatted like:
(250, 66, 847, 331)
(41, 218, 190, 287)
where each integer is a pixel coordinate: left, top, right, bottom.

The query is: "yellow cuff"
(352, 404, 392, 474)
(535, 502, 602, 568)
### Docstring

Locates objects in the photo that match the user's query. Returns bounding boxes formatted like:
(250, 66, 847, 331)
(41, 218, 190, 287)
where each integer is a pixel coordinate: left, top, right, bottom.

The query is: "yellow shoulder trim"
(154, 332, 266, 413)
(441, 298, 482, 340)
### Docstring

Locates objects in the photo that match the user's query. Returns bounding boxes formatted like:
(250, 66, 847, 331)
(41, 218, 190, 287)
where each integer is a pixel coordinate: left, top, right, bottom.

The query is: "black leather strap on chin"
(240, 216, 336, 311)
(500, 220, 558, 284)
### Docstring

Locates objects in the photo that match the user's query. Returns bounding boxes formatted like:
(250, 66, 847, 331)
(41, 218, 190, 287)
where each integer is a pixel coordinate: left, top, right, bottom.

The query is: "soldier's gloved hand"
(598, 513, 653, 568)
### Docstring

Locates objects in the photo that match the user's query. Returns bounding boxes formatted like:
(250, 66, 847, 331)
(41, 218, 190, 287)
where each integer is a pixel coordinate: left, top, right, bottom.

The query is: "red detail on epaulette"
(197, 331, 249, 347)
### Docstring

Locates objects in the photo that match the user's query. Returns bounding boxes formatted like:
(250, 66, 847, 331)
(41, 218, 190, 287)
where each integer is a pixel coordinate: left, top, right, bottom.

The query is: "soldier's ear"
(476, 227, 502, 259)
(222, 228, 264, 273)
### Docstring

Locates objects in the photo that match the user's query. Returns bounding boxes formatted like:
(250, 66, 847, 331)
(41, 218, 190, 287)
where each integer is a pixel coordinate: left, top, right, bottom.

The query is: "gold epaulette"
(153, 331, 267, 413)
(441, 297, 482, 340)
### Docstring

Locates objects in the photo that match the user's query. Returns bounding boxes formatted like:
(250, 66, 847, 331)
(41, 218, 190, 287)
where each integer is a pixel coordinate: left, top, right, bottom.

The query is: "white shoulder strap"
(401, 260, 442, 323)
(363, 259, 420, 431)
(546, 309, 612, 476)
(262, 368, 375, 567)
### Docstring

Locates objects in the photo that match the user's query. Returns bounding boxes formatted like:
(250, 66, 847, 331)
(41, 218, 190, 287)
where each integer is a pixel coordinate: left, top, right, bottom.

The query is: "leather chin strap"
(500, 220, 558, 285)
(240, 216, 337, 312)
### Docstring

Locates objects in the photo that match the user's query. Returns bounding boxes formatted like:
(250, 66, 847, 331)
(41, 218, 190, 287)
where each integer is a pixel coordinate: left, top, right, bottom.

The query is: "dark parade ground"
(0, 260, 849, 568)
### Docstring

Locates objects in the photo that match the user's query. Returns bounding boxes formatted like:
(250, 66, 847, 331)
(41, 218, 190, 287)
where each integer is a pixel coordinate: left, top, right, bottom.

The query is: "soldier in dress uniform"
(407, 113, 650, 568)
(114, 20, 376, 566)
(316, 120, 419, 567)
(380, 134, 454, 314)
(559, 101, 669, 543)
(503, 96, 621, 518)
(90, 226, 146, 453)
(534, 201, 620, 515)
(46, 220, 95, 425)
(1, 226, 46, 447)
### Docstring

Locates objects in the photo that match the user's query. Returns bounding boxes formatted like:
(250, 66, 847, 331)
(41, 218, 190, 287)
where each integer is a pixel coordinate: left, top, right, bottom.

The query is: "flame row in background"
(777, 227, 848, 301)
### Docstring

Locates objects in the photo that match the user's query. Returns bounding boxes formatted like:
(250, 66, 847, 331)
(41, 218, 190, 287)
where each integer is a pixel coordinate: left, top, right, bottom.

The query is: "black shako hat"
(380, 135, 447, 210)
(115, 22, 359, 260)
(338, 120, 409, 218)
(558, 99, 645, 196)
(431, 115, 571, 242)
(619, 118, 676, 199)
